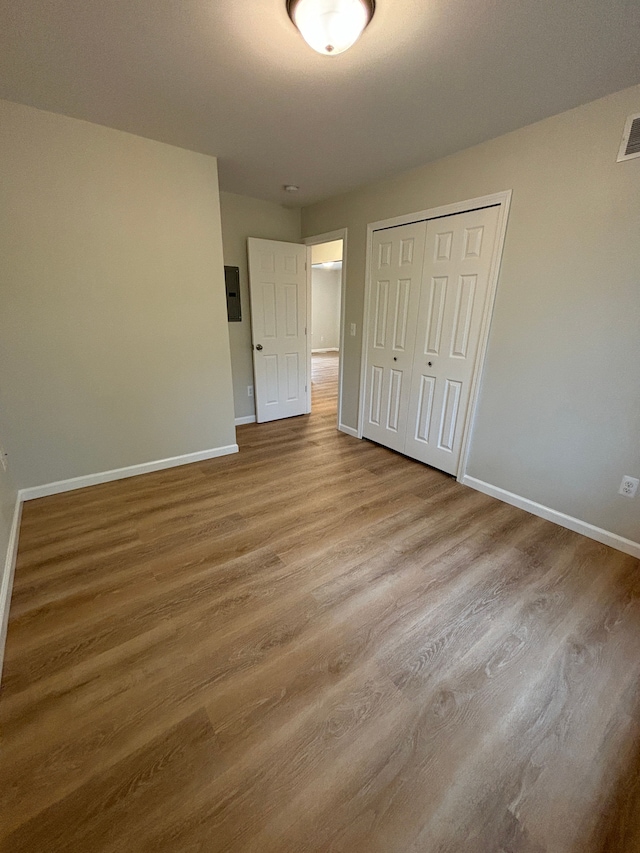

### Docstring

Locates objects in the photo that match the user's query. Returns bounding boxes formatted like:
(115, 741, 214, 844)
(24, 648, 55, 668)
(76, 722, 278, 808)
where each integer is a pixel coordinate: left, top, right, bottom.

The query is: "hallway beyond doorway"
(311, 352, 338, 418)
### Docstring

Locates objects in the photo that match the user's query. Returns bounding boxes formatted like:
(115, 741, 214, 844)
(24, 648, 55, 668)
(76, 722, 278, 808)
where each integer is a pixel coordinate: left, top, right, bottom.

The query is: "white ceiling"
(1, 0, 639, 206)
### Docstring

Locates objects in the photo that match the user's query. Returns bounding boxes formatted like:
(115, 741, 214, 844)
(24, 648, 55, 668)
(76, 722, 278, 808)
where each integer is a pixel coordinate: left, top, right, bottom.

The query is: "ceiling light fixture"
(287, 0, 375, 56)
(283, 184, 300, 192)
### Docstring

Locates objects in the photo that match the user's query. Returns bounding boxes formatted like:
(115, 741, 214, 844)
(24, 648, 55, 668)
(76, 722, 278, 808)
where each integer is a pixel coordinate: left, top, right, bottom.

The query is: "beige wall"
(311, 268, 341, 350)
(311, 240, 343, 265)
(219, 192, 301, 420)
(0, 99, 236, 489)
(302, 84, 640, 543)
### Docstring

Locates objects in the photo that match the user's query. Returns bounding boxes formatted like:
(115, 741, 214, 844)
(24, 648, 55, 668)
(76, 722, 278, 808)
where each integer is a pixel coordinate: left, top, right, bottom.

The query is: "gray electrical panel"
(224, 265, 241, 322)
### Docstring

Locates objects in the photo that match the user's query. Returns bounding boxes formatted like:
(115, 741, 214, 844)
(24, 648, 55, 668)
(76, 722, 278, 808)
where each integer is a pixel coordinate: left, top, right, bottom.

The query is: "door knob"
(393, 357, 397, 361)
(256, 344, 263, 351)
(428, 361, 432, 366)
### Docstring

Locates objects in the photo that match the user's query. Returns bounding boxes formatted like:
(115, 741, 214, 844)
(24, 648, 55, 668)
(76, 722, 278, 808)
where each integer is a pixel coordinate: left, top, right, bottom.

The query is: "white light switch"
(350, 323, 356, 336)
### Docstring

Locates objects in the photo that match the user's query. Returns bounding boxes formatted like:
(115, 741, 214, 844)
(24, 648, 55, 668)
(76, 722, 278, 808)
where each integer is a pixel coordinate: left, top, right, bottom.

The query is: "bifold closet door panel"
(405, 206, 500, 474)
(362, 221, 427, 453)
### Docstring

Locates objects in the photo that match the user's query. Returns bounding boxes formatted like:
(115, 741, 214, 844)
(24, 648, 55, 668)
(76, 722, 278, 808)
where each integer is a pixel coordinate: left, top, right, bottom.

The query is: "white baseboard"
(19, 444, 239, 502)
(338, 423, 359, 439)
(461, 475, 640, 559)
(235, 415, 256, 425)
(312, 348, 339, 353)
(0, 496, 23, 684)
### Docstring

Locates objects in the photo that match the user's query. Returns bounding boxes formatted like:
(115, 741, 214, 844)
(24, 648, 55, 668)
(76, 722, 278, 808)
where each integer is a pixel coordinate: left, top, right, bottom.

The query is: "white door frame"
(359, 190, 512, 483)
(304, 228, 348, 432)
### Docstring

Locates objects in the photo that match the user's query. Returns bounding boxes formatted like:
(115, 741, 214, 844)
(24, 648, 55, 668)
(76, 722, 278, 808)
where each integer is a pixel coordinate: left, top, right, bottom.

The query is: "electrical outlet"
(247, 385, 254, 398)
(350, 323, 356, 336)
(0, 446, 7, 472)
(619, 475, 639, 498)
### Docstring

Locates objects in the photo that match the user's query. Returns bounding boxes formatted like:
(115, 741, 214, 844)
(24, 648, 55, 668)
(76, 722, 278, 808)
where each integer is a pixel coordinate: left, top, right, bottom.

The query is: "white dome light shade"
(288, 0, 375, 56)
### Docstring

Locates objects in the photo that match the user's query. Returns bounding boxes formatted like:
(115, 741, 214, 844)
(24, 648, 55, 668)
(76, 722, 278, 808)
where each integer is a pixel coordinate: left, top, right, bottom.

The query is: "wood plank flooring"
(2, 352, 640, 852)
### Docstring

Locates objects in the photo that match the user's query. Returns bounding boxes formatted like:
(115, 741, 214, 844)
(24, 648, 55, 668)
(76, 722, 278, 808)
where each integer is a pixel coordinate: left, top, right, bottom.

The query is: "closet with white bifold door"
(362, 204, 501, 476)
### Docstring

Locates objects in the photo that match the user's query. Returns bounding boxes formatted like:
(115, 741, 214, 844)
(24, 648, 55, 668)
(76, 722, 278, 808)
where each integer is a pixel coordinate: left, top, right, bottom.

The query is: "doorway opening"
(304, 230, 347, 432)
(310, 240, 341, 419)
(246, 231, 347, 427)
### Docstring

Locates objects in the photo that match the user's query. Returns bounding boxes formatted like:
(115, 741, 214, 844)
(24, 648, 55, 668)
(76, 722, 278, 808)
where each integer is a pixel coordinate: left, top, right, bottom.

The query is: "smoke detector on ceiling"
(617, 113, 640, 162)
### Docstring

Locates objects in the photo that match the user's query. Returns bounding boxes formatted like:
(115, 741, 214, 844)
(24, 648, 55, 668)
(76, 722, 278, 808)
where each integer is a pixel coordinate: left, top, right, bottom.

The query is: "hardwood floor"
(2, 352, 640, 852)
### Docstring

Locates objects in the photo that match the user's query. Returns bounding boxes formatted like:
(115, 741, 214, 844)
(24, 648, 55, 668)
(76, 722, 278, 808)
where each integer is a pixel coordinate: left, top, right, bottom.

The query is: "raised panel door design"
(378, 242, 392, 268)
(405, 205, 500, 474)
(260, 252, 275, 273)
(400, 238, 415, 265)
(450, 275, 477, 358)
(463, 226, 484, 259)
(285, 353, 300, 401)
(369, 366, 383, 426)
(438, 380, 462, 451)
(373, 280, 389, 348)
(393, 279, 411, 350)
(435, 231, 453, 261)
(248, 237, 308, 423)
(261, 283, 277, 338)
(414, 375, 435, 443)
(387, 369, 403, 432)
(283, 254, 298, 274)
(423, 277, 447, 355)
(362, 221, 427, 454)
(264, 355, 279, 405)
(284, 283, 298, 337)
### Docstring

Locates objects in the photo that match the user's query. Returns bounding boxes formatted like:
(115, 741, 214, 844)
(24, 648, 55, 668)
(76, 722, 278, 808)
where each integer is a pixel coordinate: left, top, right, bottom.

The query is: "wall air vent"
(617, 113, 640, 162)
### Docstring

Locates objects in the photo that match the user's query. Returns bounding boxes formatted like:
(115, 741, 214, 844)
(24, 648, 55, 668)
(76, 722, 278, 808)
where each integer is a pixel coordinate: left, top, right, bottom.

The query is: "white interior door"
(247, 237, 308, 423)
(362, 221, 427, 452)
(404, 206, 500, 474)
